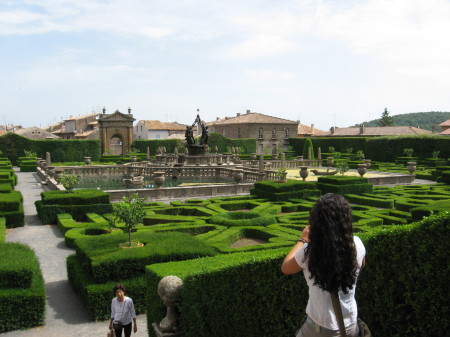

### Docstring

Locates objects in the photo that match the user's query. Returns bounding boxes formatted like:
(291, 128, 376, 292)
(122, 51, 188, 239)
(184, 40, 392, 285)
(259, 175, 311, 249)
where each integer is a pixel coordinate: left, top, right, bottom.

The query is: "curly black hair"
(304, 193, 358, 293)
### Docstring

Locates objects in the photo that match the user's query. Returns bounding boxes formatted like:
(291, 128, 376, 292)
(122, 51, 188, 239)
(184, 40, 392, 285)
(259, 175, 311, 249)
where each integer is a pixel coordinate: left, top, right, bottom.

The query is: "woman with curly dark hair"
(281, 193, 366, 337)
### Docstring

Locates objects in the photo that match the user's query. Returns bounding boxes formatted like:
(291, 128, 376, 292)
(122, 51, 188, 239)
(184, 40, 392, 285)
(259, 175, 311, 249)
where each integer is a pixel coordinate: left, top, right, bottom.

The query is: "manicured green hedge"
(0, 242, 45, 332)
(36, 201, 113, 224)
(208, 211, 277, 227)
(410, 199, 450, 221)
(67, 254, 146, 321)
(146, 247, 306, 337)
(289, 136, 450, 162)
(345, 194, 395, 209)
(0, 217, 5, 242)
(357, 211, 450, 337)
(0, 191, 24, 228)
(75, 231, 218, 283)
(0, 183, 12, 194)
(317, 176, 373, 195)
(251, 180, 320, 201)
(0, 133, 101, 164)
(40, 189, 110, 205)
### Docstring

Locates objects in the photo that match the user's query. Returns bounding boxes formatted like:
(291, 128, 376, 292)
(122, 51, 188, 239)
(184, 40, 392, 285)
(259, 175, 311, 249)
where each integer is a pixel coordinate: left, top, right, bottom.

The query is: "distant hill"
(352, 111, 450, 132)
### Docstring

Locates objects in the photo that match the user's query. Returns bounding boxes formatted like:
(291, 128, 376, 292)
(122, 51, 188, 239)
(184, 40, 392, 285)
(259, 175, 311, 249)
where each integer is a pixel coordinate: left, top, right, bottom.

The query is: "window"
(272, 128, 276, 139)
(285, 128, 289, 139)
(156, 134, 161, 139)
(258, 128, 263, 139)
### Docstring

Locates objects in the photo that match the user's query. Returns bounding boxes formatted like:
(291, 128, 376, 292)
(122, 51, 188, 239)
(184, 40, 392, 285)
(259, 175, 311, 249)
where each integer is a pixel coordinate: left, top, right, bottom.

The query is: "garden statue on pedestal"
(152, 276, 184, 337)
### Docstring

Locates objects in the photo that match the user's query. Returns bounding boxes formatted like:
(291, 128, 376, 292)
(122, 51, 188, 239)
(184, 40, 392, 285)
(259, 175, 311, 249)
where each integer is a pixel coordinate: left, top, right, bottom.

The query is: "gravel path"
(3, 171, 148, 337)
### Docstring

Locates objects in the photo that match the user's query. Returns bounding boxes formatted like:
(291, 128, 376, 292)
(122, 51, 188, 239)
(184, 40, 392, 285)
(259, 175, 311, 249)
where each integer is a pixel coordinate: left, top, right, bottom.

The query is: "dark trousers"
(115, 322, 132, 337)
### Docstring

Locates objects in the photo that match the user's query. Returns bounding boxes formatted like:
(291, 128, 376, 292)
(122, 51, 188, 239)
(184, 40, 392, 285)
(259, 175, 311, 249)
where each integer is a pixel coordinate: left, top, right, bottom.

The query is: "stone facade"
(98, 109, 135, 155)
(207, 110, 298, 155)
(134, 120, 187, 140)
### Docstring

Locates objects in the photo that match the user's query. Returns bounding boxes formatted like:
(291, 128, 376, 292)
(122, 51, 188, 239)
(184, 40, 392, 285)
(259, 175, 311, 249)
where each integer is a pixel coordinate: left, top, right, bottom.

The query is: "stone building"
(13, 127, 60, 140)
(134, 120, 187, 140)
(207, 110, 298, 155)
(47, 112, 100, 140)
(314, 125, 433, 137)
(439, 119, 450, 135)
(98, 109, 135, 155)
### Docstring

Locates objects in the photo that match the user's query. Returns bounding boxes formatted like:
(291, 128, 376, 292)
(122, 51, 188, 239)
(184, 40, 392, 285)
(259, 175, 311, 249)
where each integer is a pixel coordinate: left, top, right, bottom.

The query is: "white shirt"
(294, 236, 366, 330)
(111, 296, 136, 325)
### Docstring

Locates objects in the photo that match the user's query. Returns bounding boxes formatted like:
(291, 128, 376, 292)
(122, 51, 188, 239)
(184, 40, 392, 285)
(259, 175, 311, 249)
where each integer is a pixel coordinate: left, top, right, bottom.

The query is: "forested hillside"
(353, 111, 450, 131)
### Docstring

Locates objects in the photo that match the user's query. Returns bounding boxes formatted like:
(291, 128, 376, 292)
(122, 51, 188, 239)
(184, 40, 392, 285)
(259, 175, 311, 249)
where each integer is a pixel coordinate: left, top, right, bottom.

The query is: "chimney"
(311, 123, 315, 134)
(359, 124, 365, 134)
(236, 112, 240, 117)
(216, 117, 220, 121)
(330, 126, 335, 134)
(128, 107, 132, 114)
(102, 107, 106, 114)
(246, 110, 251, 114)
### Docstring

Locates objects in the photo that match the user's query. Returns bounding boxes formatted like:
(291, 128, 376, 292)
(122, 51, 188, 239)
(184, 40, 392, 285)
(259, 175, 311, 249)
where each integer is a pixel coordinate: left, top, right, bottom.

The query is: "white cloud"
(244, 69, 294, 81)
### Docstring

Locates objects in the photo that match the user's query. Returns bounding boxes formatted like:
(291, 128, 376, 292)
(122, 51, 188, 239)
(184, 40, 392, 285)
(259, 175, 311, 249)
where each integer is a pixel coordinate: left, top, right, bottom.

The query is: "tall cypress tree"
(379, 107, 394, 126)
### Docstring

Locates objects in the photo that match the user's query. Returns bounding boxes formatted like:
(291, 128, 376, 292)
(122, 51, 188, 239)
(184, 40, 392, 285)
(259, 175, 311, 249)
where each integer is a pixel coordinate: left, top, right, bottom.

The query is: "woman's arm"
(281, 226, 310, 275)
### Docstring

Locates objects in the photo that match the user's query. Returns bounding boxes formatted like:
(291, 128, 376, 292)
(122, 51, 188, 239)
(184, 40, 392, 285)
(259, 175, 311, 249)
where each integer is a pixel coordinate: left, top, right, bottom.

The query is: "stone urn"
(251, 153, 257, 160)
(327, 157, 334, 167)
(46, 165, 55, 179)
(84, 156, 91, 165)
(54, 168, 64, 183)
(153, 171, 166, 188)
(299, 166, 309, 181)
(233, 169, 244, 184)
(357, 164, 368, 177)
(407, 162, 416, 175)
(130, 155, 137, 162)
(364, 159, 372, 168)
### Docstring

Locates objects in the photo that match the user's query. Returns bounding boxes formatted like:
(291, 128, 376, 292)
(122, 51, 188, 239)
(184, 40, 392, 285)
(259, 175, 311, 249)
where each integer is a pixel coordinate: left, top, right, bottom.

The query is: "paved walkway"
(3, 171, 148, 336)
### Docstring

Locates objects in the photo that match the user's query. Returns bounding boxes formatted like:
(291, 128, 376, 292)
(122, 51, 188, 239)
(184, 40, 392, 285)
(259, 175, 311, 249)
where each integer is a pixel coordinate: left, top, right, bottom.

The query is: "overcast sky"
(1, 0, 450, 131)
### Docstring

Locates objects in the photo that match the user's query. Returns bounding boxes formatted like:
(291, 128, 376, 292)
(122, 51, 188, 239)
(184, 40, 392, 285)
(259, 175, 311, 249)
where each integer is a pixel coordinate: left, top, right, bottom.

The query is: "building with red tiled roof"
(439, 119, 450, 135)
(297, 123, 326, 137)
(134, 120, 188, 140)
(207, 110, 298, 155)
(314, 125, 433, 137)
(49, 112, 100, 139)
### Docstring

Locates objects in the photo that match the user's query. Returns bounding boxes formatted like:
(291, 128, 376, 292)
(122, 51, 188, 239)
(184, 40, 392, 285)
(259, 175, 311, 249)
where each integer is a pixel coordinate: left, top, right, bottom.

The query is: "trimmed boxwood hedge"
(410, 199, 450, 221)
(0, 242, 45, 333)
(75, 231, 218, 283)
(66, 254, 147, 321)
(0, 217, 5, 242)
(357, 211, 450, 337)
(208, 211, 277, 227)
(146, 247, 306, 337)
(317, 176, 373, 195)
(40, 189, 110, 205)
(251, 180, 320, 201)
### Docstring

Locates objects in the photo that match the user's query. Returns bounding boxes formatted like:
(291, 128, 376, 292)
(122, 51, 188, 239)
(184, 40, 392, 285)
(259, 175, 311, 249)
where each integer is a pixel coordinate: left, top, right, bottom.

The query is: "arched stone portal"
(98, 109, 135, 156)
(110, 135, 123, 155)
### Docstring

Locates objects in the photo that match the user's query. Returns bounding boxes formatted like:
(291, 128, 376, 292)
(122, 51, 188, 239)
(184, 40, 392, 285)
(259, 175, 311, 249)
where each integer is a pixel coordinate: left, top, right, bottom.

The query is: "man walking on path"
(3, 170, 146, 337)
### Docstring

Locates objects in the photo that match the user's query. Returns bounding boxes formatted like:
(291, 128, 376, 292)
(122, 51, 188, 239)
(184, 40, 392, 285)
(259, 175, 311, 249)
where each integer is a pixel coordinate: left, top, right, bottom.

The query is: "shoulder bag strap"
(330, 290, 347, 337)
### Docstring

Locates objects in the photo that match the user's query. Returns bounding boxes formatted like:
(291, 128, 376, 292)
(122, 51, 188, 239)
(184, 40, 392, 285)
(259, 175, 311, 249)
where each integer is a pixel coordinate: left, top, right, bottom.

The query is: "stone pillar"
(147, 147, 151, 160)
(46, 152, 51, 167)
(308, 147, 312, 160)
(280, 153, 286, 168)
(259, 154, 264, 172)
(152, 276, 184, 337)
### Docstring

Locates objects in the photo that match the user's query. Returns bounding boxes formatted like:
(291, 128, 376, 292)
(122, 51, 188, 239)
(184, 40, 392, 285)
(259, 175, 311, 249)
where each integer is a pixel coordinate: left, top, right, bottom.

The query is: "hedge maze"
(28, 174, 450, 336)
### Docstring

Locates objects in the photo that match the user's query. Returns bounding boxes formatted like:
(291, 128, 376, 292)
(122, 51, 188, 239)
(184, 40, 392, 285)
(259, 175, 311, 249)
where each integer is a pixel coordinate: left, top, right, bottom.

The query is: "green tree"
(302, 138, 315, 160)
(112, 193, 146, 247)
(59, 174, 81, 193)
(379, 108, 394, 127)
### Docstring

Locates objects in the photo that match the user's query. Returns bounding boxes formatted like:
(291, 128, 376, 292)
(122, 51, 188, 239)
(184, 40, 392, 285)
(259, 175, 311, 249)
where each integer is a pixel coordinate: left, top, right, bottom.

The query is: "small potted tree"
(59, 174, 81, 193)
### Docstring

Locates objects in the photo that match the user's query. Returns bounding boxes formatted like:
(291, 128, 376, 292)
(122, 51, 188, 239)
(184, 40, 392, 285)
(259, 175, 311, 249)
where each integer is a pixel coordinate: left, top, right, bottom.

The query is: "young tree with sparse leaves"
(112, 193, 146, 247)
